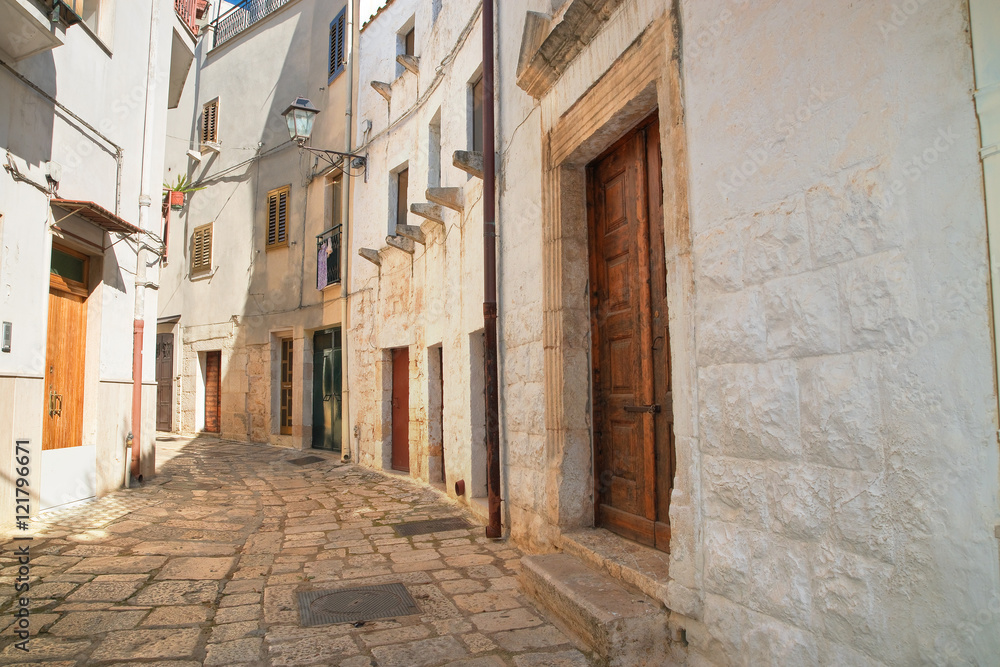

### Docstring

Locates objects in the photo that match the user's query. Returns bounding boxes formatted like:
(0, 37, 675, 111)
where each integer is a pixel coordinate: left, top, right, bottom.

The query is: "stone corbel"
(371, 81, 392, 103)
(358, 247, 381, 266)
(395, 224, 426, 245)
(410, 203, 445, 225)
(453, 150, 484, 179)
(396, 54, 419, 75)
(386, 235, 415, 254)
(426, 187, 463, 213)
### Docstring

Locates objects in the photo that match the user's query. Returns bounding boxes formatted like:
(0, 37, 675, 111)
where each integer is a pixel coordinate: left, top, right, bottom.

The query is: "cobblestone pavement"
(0, 435, 597, 666)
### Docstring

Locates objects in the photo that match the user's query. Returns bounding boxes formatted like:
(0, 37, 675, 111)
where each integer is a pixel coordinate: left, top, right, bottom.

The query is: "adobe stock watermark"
(716, 85, 834, 197)
(878, 0, 932, 40)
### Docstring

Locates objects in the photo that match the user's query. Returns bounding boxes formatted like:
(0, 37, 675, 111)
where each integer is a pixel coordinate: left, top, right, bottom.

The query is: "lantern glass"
(281, 97, 320, 143)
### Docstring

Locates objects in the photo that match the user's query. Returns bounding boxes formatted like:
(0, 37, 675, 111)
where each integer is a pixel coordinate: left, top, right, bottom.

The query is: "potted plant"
(163, 175, 204, 210)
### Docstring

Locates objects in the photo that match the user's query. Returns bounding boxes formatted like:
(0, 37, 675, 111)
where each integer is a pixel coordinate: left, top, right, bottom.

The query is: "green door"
(312, 328, 342, 452)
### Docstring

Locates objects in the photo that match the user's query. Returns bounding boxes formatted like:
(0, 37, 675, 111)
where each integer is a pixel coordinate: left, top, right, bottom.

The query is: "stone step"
(519, 552, 670, 667)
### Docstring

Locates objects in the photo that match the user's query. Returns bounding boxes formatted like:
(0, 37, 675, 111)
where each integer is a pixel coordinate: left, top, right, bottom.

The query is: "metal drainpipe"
(341, 0, 355, 463)
(483, 0, 501, 539)
(130, 0, 161, 484)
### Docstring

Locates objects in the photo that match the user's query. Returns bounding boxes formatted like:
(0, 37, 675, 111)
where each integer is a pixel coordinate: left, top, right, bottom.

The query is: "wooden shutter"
(192, 223, 212, 272)
(202, 98, 219, 144)
(329, 9, 346, 80)
(267, 186, 290, 248)
(280, 338, 293, 435)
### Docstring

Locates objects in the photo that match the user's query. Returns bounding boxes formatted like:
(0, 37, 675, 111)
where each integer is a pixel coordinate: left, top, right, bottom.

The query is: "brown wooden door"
(391, 347, 410, 472)
(43, 288, 87, 451)
(156, 333, 173, 431)
(589, 115, 673, 551)
(204, 351, 221, 433)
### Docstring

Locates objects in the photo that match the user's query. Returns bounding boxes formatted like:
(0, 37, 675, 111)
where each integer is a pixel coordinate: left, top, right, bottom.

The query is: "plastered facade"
(158, 0, 351, 450)
(0, 0, 175, 519)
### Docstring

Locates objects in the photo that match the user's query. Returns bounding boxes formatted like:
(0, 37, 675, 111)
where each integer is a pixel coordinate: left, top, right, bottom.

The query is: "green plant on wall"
(163, 175, 205, 210)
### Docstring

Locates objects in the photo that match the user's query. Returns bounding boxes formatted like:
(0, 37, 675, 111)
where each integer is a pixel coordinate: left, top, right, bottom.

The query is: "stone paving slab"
(0, 435, 596, 666)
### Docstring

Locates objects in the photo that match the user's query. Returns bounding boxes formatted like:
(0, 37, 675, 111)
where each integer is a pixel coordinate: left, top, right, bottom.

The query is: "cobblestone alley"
(0, 436, 596, 666)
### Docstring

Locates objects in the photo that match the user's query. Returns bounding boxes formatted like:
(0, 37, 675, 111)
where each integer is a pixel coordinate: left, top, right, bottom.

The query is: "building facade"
(350, 0, 1000, 664)
(0, 0, 190, 518)
(158, 0, 353, 453)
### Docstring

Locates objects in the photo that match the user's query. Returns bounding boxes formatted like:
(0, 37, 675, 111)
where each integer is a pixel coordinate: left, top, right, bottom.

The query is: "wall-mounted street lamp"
(281, 97, 367, 179)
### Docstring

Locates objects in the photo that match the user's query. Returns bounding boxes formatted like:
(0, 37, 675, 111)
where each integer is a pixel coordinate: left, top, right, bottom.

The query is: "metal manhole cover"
(297, 583, 420, 626)
(288, 456, 325, 466)
(393, 516, 471, 536)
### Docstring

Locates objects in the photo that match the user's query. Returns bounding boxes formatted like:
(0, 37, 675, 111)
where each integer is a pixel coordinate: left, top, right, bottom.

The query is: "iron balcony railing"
(317, 225, 342, 289)
(213, 0, 294, 48)
(174, 0, 199, 34)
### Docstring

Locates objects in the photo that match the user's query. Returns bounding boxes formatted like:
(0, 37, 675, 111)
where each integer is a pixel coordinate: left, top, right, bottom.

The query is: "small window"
(279, 338, 293, 435)
(471, 76, 484, 153)
(192, 223, 213, 273)
(64, 0, 105, 38)
(267, 185, 290, 249)
(202, 98, 220, 145)
(404, 28, 415, 56)
(428, 109, 442, 188)
(330, 175, 343, 228)
(396, 168, 409, 232)
(50, 244, 89, 297)
(329, 9, 346, 81)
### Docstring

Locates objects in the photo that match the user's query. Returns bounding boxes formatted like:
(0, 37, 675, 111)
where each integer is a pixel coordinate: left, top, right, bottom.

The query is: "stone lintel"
(516, 12, 551, 80)
(395, 224, 426, 245)
(371, 81, 392, 103)
(410, 203, 445, 224)
(358, 248, 381, 266)
(396, 54, 419, 75)
(452, 150, 484, 179)
(516, 0, 627, 99)
(385, 235, 415, 254)
(426, 187, 463, 212)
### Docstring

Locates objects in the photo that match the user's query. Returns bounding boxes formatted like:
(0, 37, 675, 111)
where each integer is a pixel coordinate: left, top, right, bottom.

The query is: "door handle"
(624, 404, 660, 414)
(49, 390, 63, 417)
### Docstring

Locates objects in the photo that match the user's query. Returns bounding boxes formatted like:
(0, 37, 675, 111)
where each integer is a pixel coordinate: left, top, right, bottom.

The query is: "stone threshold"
(559, 528, 670, 607)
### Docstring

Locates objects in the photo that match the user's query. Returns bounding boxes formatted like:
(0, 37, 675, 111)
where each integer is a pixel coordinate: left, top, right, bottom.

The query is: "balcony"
(317, 225, 342, 289)
(174, 0, 206, 36)
(212, 0, 294, 48)
(0, 0, 62, 61)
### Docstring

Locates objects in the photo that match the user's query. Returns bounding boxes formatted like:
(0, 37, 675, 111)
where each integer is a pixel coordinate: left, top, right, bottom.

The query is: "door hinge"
(624, 404, 660, 414)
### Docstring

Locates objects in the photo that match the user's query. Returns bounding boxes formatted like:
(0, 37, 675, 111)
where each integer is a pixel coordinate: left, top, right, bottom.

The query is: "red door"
(589, 115, 673, 551)
(204, 351, 221, 433)
(391, 348, 410, 471)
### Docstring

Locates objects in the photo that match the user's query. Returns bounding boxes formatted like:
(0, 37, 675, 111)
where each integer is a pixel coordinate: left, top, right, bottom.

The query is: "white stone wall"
(679, 0, 1000, 663)
(350, 0, 490, 505)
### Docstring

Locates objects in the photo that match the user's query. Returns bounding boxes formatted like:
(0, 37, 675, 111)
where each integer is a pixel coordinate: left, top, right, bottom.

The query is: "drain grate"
(297, 583, 420, 626)
(288, 456, 325, 466)
(393, 516, 472, 536)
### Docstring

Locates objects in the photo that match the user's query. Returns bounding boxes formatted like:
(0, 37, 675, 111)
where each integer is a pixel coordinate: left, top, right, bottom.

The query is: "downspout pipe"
(131, 0, 161, 483)
(341, 0, 355, 462)
(483, 0, 501, 539)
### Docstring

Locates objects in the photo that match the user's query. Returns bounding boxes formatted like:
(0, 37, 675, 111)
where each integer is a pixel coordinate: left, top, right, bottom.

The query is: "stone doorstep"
(559, 529, 670, 607)
(519, 553, 670, 667)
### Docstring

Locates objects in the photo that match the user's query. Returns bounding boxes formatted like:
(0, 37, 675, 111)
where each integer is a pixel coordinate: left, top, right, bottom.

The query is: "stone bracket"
(371, 81, 392, 103)
(516, 0, 627, 99)
(410, 203, 445, 225)
(386, 235, 415, 254)
(396, 54, 419, 75)
(453, 150, 484, 179)
(426, 187, 463, 212)
(358, 248, 381, 266)
(395, 224, 426, 245)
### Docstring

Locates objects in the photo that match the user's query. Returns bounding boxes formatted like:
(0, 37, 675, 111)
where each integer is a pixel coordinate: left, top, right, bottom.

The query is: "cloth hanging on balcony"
(317, 237, 330, 290)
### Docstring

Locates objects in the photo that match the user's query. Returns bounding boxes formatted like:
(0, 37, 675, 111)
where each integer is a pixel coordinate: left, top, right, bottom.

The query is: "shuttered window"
(329, 9, 346, 82)
(192, 223, 213, 273)
(202, 98, 219, 145)
(267, 185, 290, 249)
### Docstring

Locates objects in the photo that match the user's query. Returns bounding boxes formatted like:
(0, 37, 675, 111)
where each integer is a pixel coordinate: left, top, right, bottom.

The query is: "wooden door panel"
(156, 333, 173, 431)
(590, 114, 671, 551)
(391, 348, 410, 472)
(205, 351, 220, 433)
(43, 289, 87, 450)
